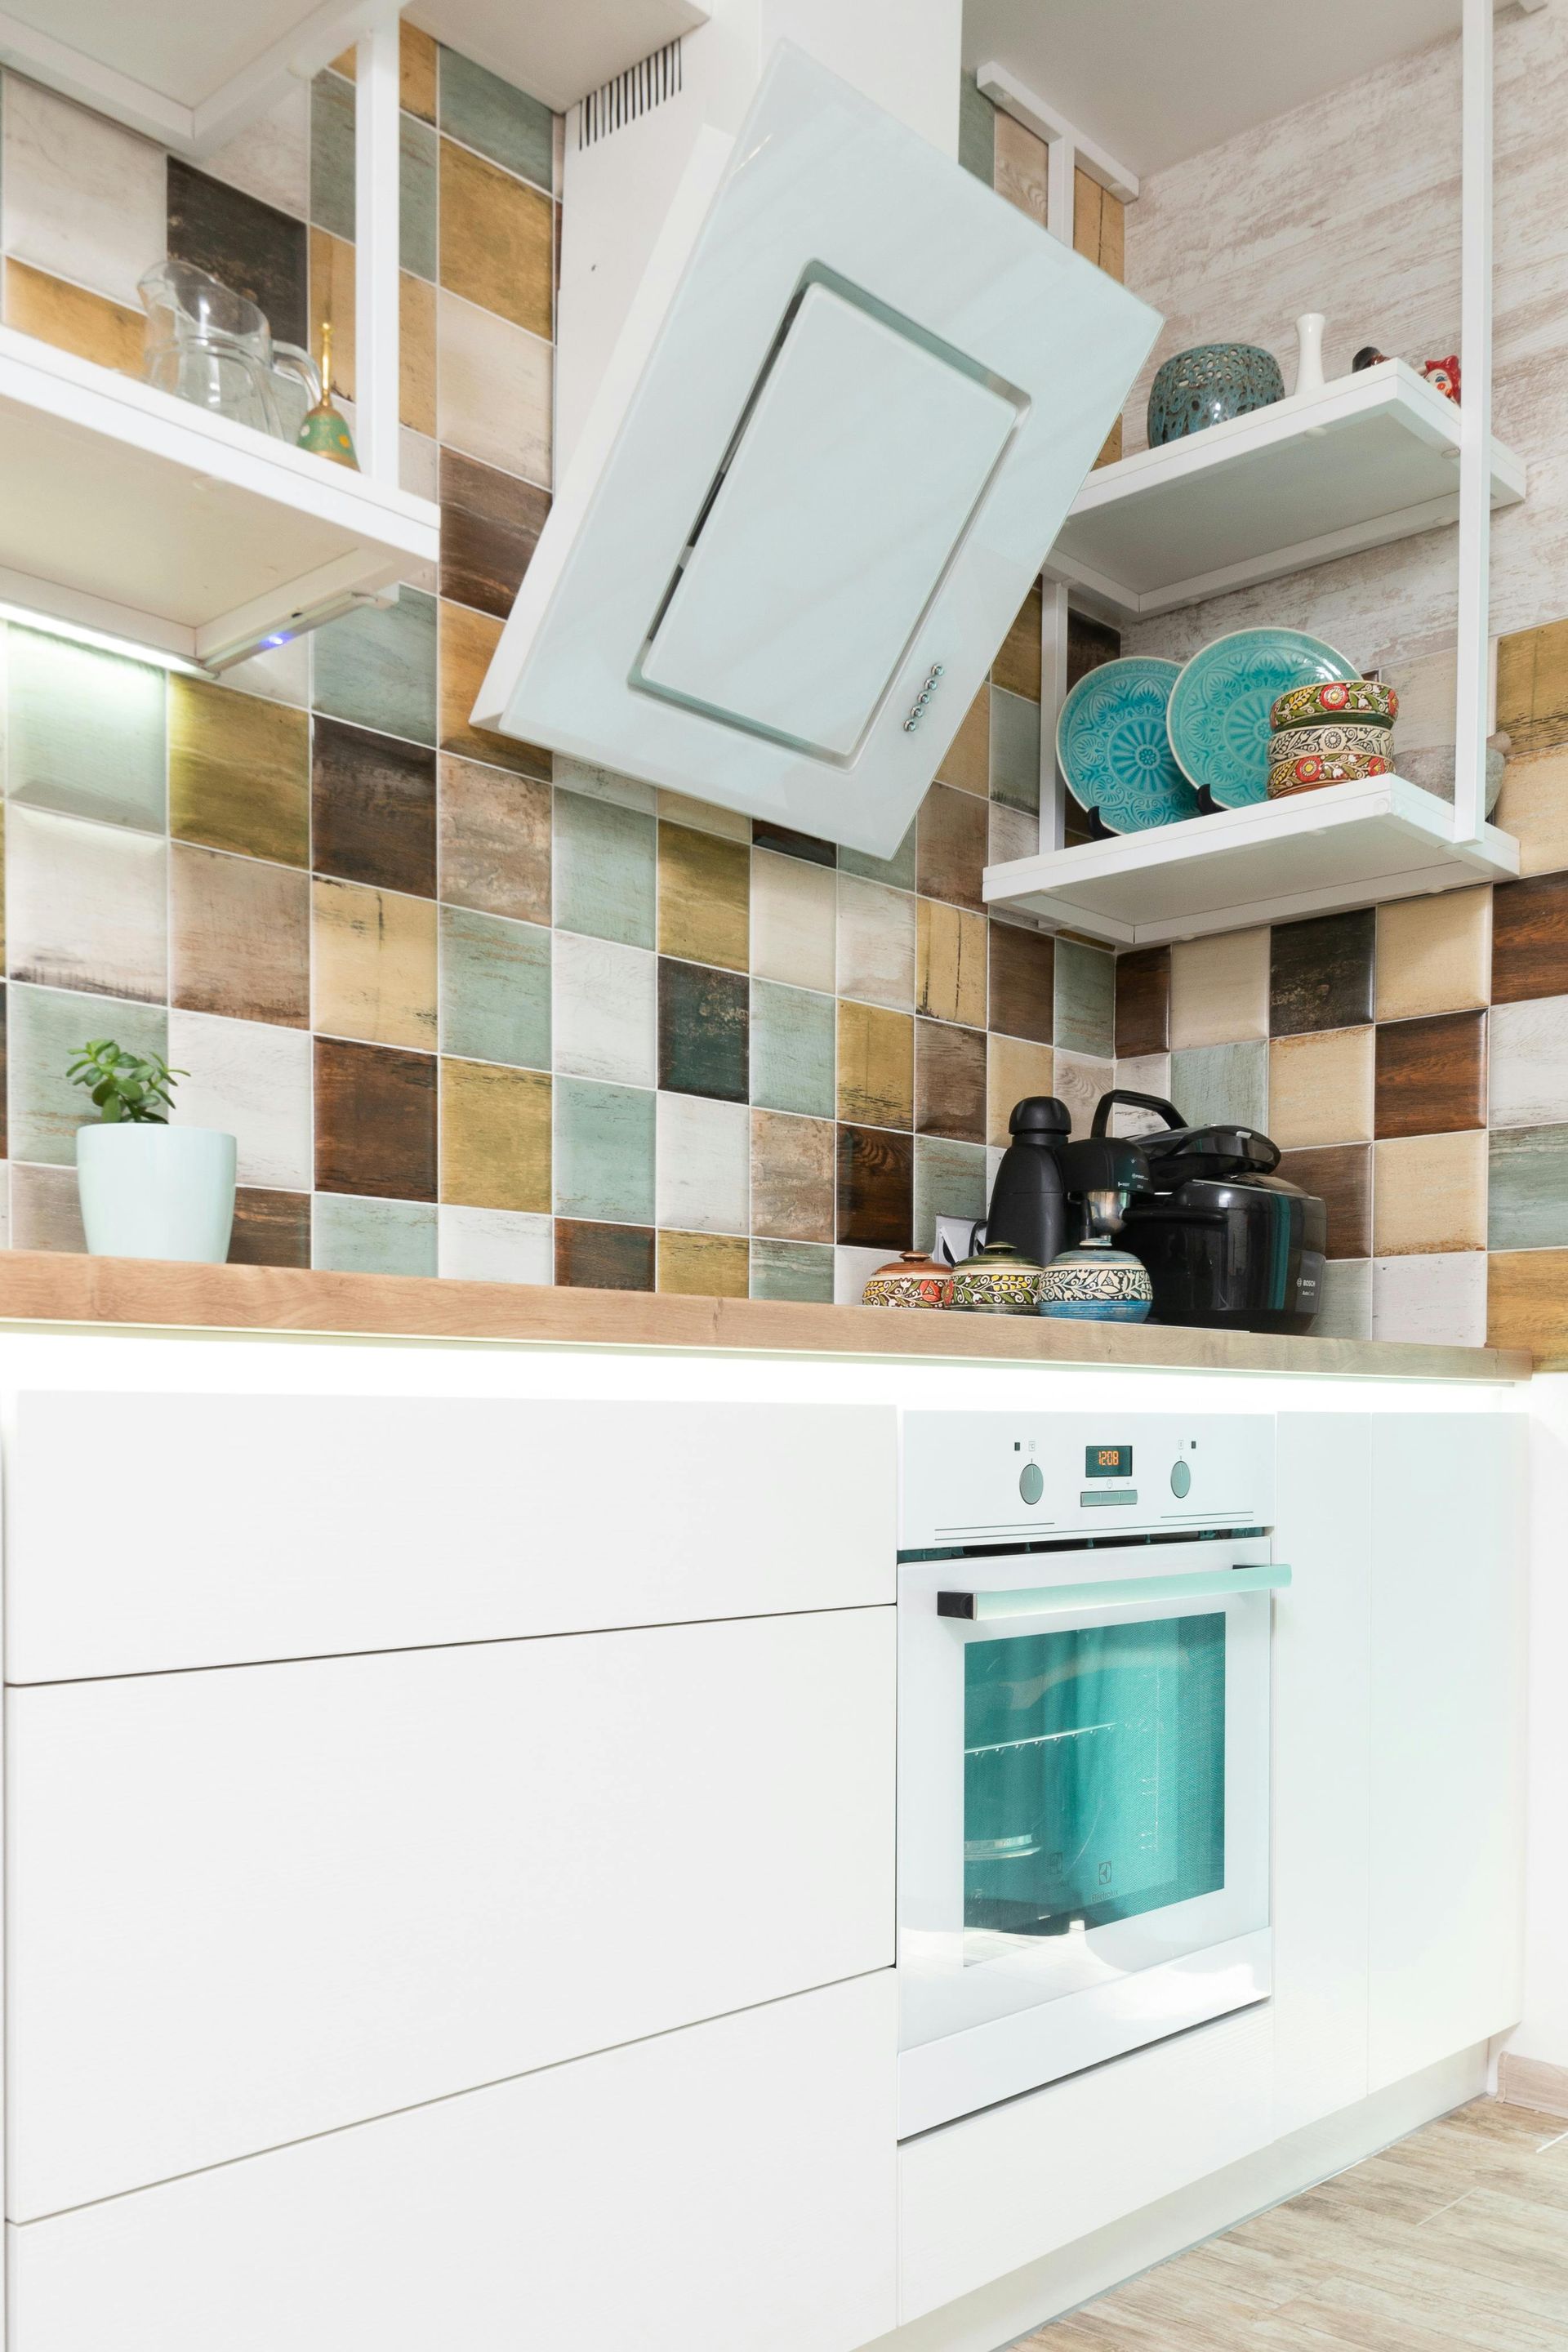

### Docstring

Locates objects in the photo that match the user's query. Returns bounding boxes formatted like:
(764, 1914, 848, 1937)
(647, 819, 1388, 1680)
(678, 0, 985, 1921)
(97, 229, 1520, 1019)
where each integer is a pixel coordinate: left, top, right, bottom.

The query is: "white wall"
(1517, 1374, 1568, 2069)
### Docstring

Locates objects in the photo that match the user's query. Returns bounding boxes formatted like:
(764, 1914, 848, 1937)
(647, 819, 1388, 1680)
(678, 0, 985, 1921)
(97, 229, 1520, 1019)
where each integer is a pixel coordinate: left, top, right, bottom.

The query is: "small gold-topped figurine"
(296, 322, 359, 469)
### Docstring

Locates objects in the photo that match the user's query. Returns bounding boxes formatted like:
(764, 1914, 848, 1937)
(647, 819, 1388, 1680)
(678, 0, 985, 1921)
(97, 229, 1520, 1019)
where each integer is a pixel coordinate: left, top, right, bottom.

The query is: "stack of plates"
(1267, 678, 1398, 800)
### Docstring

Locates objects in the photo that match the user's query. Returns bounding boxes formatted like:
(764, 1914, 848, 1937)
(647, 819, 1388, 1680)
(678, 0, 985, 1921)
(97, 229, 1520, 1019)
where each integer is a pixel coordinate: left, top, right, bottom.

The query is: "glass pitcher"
(138, 260, 320, 441)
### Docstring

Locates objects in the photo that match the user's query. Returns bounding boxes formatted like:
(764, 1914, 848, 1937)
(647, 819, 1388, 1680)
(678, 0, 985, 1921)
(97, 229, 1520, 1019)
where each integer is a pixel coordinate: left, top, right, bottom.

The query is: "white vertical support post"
(1040, 580, 1071, 850)
(1048, 133, 1074, 251)
(1453, 0, 1493, 844)
(354, 13, 401, 486)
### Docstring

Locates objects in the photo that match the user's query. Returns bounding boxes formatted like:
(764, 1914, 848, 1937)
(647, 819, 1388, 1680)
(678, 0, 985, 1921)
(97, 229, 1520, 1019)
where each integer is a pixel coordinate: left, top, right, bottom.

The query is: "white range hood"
(474, 12, 1160, 858)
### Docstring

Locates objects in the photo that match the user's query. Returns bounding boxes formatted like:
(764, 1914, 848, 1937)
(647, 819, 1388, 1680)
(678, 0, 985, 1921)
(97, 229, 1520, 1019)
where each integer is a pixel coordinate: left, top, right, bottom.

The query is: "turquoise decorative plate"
(1056, 657, 1196, 833)
(1167, 630, 1360, 808)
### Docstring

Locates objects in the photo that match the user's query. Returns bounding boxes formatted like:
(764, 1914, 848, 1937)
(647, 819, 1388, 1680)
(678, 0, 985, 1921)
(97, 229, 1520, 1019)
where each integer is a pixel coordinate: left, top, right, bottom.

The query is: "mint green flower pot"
(75, 1125, 237, 1263)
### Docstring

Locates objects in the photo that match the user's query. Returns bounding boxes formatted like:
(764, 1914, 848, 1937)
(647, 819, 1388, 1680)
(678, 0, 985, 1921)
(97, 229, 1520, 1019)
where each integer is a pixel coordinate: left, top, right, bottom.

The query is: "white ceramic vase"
(75, 1124, 237, 1263)
(1294, 312, 1327, 397)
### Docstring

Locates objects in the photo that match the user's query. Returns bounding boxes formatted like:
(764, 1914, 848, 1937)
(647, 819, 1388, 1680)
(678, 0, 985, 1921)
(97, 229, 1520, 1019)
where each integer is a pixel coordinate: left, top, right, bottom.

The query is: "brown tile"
(10, 1163, 85, 1254)
(658, 823, 749, 972)
(657, 1230, 749, 1298)
(439, 598, 550, 778)
(1276, 1144, 1370, 1259)
(989, 920, 1054, 1044)
(229, 1187, 310, 1267)
(916, 1019, 987, 1143)
(309, 225, 355, 399)
(751, 1109, 835, 1242)
(437, 752, 550, 923)
(1067, 611, 1121, 692)
(313, 718, 437, 896)
(1374, 1011, 1486, 1139)
(168, 158, 308, 348)
(1489, 1250, 1568, 1365)
(169, 678, 310, 866)
(987, 1033, 1054, 1147)
(440, 1058, 550, 1211)
(658, 958, 747, 1100)
(1270, 909, 1375, 1036)
(917, 899, 987, 1027)
(314, 1035, 436, 1199)
(170, 844, 310, 1027)
(837, 1124, 913, 1250)
(752, 820, 834, 867)
(400, 270, 436, 435)
(1115, 945, 1169, 1057)
(937, 688, 989, 797)
(838, 1000, 913, 1129)
(1496, 617, 1568, 755)
(401, 21, 439, 122)
(439, 136, 553, 339)
(1492, 871, 1568, 1004)
(439, 446, 550, 621)
(313, 877, 438, 1050)
(555, 1218, 654, 1290)
(1371, 1130, 1486, 1255)
(916, 782, 988, 911)
(3, 258, 145, 374)
(992, 581, 1042, 701)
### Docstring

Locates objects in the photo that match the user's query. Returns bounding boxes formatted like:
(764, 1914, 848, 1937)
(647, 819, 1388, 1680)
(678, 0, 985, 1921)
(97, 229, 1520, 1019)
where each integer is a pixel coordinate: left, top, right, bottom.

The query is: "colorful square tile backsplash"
(6, 51, 1568, 1360)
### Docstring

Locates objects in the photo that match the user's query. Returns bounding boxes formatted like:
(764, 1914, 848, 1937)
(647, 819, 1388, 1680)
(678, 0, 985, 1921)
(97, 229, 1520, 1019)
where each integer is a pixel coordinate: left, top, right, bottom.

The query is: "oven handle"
(935, 1563, 1291, 1620)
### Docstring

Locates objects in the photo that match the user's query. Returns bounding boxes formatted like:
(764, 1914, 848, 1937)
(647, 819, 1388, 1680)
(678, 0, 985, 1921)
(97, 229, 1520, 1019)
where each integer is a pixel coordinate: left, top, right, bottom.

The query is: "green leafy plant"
(66, 1040, 185, 1125)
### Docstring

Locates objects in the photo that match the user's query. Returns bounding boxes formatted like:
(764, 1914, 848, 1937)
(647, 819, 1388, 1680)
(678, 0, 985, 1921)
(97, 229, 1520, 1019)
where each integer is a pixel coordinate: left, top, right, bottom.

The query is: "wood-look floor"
(1021, 2100, 1568, 2350)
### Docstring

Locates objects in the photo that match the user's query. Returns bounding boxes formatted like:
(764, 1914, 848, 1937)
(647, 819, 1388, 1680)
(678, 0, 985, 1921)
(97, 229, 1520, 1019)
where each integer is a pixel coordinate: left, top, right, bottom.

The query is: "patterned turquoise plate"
(1056, 657, 1196, 833)
(1167, 629, 1359, 808)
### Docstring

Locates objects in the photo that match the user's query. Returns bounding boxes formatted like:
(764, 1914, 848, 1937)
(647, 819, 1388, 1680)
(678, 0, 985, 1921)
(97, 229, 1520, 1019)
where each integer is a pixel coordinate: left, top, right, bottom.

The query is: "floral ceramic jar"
(1267, 747, 1392, 800)
(1270, 678, 1397, 732)
(948, 1240, 1043, 1316)
(1037, 1239, 1154, 1323)
(861, 1251, 953, 1309)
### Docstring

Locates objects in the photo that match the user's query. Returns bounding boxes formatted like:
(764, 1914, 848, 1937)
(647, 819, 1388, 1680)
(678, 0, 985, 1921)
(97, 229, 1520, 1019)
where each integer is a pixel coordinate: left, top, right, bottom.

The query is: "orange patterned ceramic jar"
(1269, 678, 1397, 731)
(1267, 747, 1393, 799)
(862, 1251, 953, 1309)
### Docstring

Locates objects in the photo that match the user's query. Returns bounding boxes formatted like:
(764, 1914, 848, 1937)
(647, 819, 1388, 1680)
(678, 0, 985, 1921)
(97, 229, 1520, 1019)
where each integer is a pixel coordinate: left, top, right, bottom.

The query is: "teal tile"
(439, 48, 555, 191)
(751, 1237, 835, 1303)
(990, 686, 1040, 816)
(751, 980, 835, 1119)
(913, 1135, 987, 1252)
(1054, 938, 1116, 1059)
(310, 72, 355, 240)
(553, 787, 655, 947)
(313, 587, 437, 747)
(313, 1192, 437, 1275)
(554, 1076, 654, 1223)
(439, 905, 550, 1068)
(840, 820, 916, 893)
(7, 628, 166, 829)
(10, 983, 167, 1166)
(1170, 1040, 1269, 1131)
(400, 111, 438, 282)
(1489, 1125, 1568, 1250)
(958, 71, 995, 184)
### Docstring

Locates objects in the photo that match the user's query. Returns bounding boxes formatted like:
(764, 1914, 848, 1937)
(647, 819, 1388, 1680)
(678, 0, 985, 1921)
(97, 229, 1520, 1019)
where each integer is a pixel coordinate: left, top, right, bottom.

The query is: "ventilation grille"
(580, 39, 683, 147)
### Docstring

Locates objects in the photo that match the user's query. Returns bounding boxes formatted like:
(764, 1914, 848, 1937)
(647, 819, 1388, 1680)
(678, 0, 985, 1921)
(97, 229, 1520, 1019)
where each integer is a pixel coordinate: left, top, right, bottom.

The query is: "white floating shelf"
(984, 776, 1520, 948)
(0, 327, 439, 672)
(1048, 359, 1525, 622)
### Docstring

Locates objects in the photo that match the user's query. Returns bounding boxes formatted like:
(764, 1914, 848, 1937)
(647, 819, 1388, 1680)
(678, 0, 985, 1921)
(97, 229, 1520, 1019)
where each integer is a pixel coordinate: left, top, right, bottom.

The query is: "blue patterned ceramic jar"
(1147, 344, 1285, 446)
(1037, 1240, 1153, 1323)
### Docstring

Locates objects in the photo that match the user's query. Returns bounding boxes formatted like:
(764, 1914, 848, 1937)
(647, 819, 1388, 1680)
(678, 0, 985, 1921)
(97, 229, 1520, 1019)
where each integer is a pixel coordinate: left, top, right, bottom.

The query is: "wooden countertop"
(0, 1254, 1530, 1382)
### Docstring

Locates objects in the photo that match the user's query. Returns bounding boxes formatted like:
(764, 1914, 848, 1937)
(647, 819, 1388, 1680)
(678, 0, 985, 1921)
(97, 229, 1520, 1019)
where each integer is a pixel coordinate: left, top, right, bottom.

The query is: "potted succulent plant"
(69, 1040, 237, 1263)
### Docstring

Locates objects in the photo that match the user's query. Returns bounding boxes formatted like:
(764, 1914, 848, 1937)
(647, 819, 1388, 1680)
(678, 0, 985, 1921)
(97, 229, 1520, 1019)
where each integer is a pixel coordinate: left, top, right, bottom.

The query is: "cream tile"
(166, 1009, 312, 1191)
(551, 932, 656, 1087)
(7, 805, 166, 1000)
(1489, 994, 1568, 1129)
(312, 878, 438, 1051)
(1, 79, 165, 307)
(1371, 1130, 1487, 1256)
(552, 757, 654, 814)
(1375, 887, 1490, 1020)
(437, 1204, 553, 1285)
(201, 83, 310, 217)
(1268, 1027, 1374, 1147)
(1373, 1252, 1488, 1347)
(435, 287, 552, 487)
(988, 802, 1039, 865)
(1169, 928, 1270, 1048)
(837, 876, 915, 1010)
(1390, 645, 1459, 754)
(1054, 1049, 1115, 1138)
(835, 1244, 891, 1305)
(399, 425, 439, 501)
(655, 1093, 749, 1234)
(987, 1034, 1054, 1147)
(1492, 747, 1568, 879)
(750, 849, 835, 992)
(1109, 1054, 1174, 1135)
(657, 791, 750, 841)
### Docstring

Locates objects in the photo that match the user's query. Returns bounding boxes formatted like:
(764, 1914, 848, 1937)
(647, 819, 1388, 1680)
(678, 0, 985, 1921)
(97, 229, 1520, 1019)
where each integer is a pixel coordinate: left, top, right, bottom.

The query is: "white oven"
(898, 1412, 1282, 2137)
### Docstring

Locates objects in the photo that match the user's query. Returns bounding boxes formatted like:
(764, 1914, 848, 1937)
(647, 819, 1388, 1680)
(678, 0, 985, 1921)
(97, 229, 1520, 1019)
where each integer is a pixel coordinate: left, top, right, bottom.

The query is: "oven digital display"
(1085, 1445, 1132, 1478)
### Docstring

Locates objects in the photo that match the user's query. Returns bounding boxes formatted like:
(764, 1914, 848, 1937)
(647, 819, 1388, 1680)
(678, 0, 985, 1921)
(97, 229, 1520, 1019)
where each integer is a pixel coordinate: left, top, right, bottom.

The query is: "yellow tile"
(1496, 617, 1568, 755)
(401, 21, 439, 121)
(1268, 1027, 1374, 1148)
(991, 581, 1042, 702)
(400, 270, 436, 436)
(1492, 747, 1568, 879)
(658, 822, 749, 971)
(1094, 416, 1124, 470)
(993, 112, 1046, 226)
(313, 877, 438, 1050)
(1072, 169, 1104, 263)
(168, 677, 310, 866)
(987, 1032, 1054, 1147)
(441, 1058, 550, 1211)
(439, 598, 549, 777)
(1098, 189, 1126, 283)
(938, 687, 990, 798)
(1489, 1250, 1568, 1365)
(4, 257, 144, 376)
(1375, 886, 1491, 1019)
(917, 898, 987, 1027)
(1169, 928, 1270, 1047)
(309, 226, 355, 401)
(657, 790, 750, 840)
(439, 136, 553, 340)
(1372, 1131, 1486, 1256)
(657, 1230, 749, 1298)
(838, 999, 913, 1129)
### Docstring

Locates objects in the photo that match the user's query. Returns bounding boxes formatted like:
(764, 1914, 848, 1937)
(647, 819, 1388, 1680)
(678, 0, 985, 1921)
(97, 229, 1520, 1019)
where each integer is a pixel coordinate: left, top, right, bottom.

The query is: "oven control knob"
(1019, 1462, 1044, 1505)
(1170, 1459, 1192, 1499)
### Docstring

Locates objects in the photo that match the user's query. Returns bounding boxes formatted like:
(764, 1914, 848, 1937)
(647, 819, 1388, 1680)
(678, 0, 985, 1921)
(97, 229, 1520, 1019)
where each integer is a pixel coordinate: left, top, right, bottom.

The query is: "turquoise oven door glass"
(963, 1613, 1226, 1948)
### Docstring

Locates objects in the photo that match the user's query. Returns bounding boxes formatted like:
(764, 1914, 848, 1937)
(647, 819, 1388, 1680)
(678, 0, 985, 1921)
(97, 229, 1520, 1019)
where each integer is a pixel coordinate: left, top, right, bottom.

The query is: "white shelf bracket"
(354, 13, 402, 487)
(1454, 0, 1494, 846)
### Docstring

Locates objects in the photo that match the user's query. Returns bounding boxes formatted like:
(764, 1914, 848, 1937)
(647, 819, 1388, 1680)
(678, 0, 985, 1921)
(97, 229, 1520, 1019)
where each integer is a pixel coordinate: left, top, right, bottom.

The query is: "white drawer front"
(8, 1608, 894, 2216)
(6, 1392, 895, 1678)
(9, 1972, 898, 2352)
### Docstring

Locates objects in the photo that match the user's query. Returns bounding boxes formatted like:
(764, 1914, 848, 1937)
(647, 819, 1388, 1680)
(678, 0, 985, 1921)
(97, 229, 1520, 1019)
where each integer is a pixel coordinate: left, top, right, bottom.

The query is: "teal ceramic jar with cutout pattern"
(1147, 343, 1285, 446)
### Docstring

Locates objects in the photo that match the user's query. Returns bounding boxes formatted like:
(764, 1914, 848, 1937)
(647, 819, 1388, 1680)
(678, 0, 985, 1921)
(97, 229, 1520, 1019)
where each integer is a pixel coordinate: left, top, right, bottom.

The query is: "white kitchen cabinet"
(7, 1971, 898, 2352)
(1367, 1413, 1529, 2088)
(7, 1607, 894, 2216)
(5, 1392, 895, 1678)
